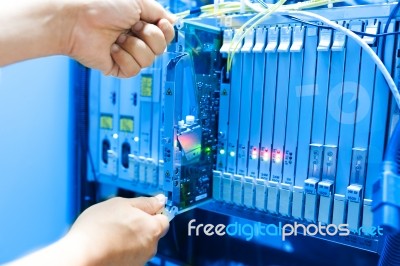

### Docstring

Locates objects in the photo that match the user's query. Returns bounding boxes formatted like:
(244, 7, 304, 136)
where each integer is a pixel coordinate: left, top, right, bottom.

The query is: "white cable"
(276, 10, 400, 109)
(240, 0, 245, 13)
(214, 0, 219, 16)
(244, 0, 265, 13)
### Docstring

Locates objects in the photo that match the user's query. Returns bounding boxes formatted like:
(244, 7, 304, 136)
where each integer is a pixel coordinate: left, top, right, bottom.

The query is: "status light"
(220, 149, 225, 155)
(262, 150, 270, 161)
(230, 151, 236, 157)
(112, 133, 119, 139)
(134, 136, 139, 142)
(251, 150, 258, 160)
(275, 153, 282, 163)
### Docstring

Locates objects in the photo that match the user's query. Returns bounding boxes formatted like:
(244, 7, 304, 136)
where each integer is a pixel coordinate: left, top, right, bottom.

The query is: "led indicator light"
(275, 153, 282, 163)
(262, 150, 270, 161)
(251, 149, 258, 160)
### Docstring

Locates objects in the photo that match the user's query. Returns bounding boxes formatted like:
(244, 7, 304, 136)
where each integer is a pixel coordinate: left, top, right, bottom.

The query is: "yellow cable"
(226, 0, 347, 71)
(175, 0, 347, 72)
(176, 0, 345, 18)
(227, 0, 287, 72)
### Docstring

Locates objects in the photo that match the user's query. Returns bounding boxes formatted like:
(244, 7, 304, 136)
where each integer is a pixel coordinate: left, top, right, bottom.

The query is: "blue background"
(0, 57, 75, 263)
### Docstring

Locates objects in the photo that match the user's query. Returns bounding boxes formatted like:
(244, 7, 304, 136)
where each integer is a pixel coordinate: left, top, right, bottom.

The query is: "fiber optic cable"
(227, 0, 287, 71)
(174, 1, 400, 109)
(275, 9, 400, 109)
(284, 14, 400, 37)
(226, 0, 344, 71)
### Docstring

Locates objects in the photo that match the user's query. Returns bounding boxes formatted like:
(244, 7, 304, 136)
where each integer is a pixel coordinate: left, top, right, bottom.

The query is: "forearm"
(5, 234, 94, 266)
(5, 196, 169, 266)
(0, 0, 75, 66)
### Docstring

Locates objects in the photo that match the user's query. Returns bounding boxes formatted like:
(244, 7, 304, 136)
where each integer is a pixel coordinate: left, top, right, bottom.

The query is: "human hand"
(64, 195, 169, 266)
(64, 0, 176, 77)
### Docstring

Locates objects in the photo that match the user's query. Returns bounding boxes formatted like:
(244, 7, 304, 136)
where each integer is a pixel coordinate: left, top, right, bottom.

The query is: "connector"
(372, 162, 400, 234)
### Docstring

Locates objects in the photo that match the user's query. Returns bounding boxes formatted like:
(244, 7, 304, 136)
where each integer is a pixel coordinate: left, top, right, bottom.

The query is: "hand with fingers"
(1, 0, 175, 73)
(6, 195, 169, 266)
(65, 195, 170, 265)
(65, 0, 176, 78)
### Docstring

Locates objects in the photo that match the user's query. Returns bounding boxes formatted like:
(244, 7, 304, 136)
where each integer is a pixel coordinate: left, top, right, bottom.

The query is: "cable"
(373, 119, 400, 266)
(256, 0, 269, 9)
(227, 0, 287, 72)
(225, 0, 347, 71)
(175, 2, 246, 18)
(175, 0, 346, 19)
(285, 14, 400, 37)
(379, 233, 400, 266)
(275, 10, 400, 109)
(380, 1, 400, 59)
(175, 2, 400, 109)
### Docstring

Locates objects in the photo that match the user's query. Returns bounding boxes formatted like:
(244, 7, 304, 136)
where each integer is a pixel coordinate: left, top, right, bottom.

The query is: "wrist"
(52, 0, 82, 56)
(60, 231, 111, 266)
(57, 233, 94, 266)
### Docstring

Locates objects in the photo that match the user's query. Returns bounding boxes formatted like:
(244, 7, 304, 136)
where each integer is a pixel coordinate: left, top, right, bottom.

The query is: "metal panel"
(335, 21, 363, 195)
(365, 22, 395, 198)
(237, 30, 255, 176)
(282, 25, 305, 186)
(259, 27, 279, 180)
(226, 48, 243, 174)
(294, 26, 318, 186)
(270, 26, 292, 183)
(248, 28, 267, 178)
